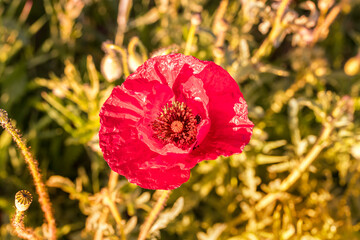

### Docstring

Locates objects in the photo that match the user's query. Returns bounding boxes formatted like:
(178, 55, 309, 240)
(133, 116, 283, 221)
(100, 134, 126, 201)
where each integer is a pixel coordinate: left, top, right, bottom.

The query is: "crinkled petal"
(186, 62, 254, 165)
(99, 116, 191, 189)
(130, 55, 212, 155)
(99, 53, 253, 190)
(125, 164, 190, 190)
(99, 80, 190, 189)
(127, 54, 208, 88)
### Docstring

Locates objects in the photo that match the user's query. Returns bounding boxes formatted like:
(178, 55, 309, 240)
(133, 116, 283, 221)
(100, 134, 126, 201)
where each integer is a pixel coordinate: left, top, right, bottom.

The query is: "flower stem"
(185, 13, 201, 56)
(0, 109, 56, 240)
(212, 0, 228, 64)
(12, 190, 42, 240)
(138, 190, 171, 240)
(12, 209, 42, 240)
(128, 37, 148, 62)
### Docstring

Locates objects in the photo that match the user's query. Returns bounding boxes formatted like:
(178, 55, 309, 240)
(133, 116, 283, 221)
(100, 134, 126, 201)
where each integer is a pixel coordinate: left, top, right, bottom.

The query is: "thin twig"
(94, 208, 109, 240)
(269, 76, 307, 114)
(251, 0, 292, 63)
(108, 171, 119, 192)
(19, 0, 33, 24)
(103, 188, 126, 240)
(138, 190, 171, 240)
(212, 0, 228, 31)
(311, 2, 344, 46)
(185, 13, 201, 55)
(184, 24, 197, 55)
(115, 0, 132, 46)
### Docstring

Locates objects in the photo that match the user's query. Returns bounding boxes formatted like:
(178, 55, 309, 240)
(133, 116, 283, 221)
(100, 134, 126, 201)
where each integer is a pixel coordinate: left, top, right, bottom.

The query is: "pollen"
(171, 120, 184, 133)
(152, 101, 197, 149)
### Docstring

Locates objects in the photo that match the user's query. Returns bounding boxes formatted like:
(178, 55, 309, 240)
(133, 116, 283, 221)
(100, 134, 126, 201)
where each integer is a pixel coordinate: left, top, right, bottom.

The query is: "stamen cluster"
(152, 101, 197, 149)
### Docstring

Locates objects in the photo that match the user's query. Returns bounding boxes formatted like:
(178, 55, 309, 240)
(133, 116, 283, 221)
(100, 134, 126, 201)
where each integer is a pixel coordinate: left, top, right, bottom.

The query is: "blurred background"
(0, 0, 360, 239)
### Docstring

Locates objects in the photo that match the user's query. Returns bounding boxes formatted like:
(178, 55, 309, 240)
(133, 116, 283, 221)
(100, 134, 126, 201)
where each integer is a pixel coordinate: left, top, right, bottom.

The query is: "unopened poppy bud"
(15, 190, 33, 212)
(128, 53, 143, 72)
(101, 54, 123, 82)
(344, 56, 360, 76)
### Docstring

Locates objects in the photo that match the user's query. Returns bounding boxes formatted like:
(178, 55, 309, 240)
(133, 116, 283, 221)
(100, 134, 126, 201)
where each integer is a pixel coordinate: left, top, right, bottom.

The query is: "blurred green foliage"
(1, 0, 360, 239)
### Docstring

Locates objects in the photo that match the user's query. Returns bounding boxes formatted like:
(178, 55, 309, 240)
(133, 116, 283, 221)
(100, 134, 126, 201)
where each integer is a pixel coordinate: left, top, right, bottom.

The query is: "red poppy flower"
(99, 53, 253, 190)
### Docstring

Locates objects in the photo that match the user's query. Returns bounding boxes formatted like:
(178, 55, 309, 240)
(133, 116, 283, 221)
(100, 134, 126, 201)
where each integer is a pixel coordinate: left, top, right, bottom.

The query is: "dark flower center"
(152, 101, 197, 149)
